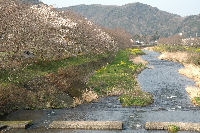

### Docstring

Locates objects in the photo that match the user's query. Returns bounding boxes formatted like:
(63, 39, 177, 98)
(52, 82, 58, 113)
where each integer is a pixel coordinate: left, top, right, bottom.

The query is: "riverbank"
(0, 52, 115, 116)
(151, 45, 200, 106)
(0, 49, 153, 116)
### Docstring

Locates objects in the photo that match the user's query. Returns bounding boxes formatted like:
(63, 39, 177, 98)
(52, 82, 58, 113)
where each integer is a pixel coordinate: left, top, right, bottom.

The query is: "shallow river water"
(2, 51, 200, 133)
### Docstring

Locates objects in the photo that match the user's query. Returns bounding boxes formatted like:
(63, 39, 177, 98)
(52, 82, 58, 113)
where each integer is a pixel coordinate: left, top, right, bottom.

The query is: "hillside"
(63, 3, 199, 37)
(0, 0, 120, 115)
(178, 14, 200, 37)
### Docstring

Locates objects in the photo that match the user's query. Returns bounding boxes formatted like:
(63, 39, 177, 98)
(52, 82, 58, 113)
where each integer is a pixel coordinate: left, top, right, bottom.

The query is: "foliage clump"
(168, 125, 179, 133)
(194, 97, 200, 106)
(128, 49, 145, 55)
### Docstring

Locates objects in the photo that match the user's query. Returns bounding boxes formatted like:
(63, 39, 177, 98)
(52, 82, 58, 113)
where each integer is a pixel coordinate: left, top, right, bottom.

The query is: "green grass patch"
(88, 49, 142, 95)
(88, 49, 153, 106)
(194, 97, 200, 105)
(168, 125, 179, 133)
(119, 90, 153, 106)
(153, 44, 200, 53)
(153, 45, 186, 52)
(0, 53, 109, 86)
(27, 54, 108, 72)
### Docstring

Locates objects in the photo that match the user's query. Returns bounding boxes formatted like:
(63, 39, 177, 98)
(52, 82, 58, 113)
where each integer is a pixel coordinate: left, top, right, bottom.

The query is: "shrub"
(168, 125, 179, 133)
(194, 97, 200, 105)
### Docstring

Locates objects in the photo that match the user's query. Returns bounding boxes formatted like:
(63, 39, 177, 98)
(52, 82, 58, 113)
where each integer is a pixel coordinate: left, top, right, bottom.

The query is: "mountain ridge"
(61, 2, 200, 37)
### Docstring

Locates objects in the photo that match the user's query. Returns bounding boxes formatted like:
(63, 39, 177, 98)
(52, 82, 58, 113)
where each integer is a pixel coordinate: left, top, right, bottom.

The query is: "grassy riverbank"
(152, 45, 200, 106)
(0, 49, 154, 116)
(87, 49, 153, 106)
(0, 53, 114, 116)
(0, 54, 109, 87)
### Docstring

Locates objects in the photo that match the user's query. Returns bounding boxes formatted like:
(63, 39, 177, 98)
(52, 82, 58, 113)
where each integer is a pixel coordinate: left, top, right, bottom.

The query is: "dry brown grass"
(72, 87, 124, 106)
(179, 64, 200, 105)
(142, 47, 154, 51)
(73, 97, 83, 106)
(130, 55, 148, 65)
(179, 64, 200, 87)
(158, 52, 188, 63)
(105, 87, 125, 96)
(82, 89, 98, 102)
(73, 89, 98, 106)
(0, 84, 35, 115)
(186, 86, 200, 99)
(185, 86, 200, 105)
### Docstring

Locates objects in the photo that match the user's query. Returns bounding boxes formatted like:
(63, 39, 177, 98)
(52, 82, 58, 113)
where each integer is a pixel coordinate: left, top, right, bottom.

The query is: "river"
(2, 50, 200, 133)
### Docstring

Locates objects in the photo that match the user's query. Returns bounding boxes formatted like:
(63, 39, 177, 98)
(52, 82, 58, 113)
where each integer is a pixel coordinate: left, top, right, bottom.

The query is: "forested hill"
(62, 3, 200, 37)
(178, 14, 200, 37)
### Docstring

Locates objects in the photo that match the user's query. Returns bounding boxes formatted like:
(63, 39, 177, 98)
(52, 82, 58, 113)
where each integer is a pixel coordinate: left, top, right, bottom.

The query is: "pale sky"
(40, 0, 200, 17)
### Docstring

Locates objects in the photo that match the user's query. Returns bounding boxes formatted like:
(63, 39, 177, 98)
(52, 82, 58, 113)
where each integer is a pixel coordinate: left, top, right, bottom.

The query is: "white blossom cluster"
(30, 4, 77, 29)
(0, 0, 118, 67)
(28, 3, 117, 53)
